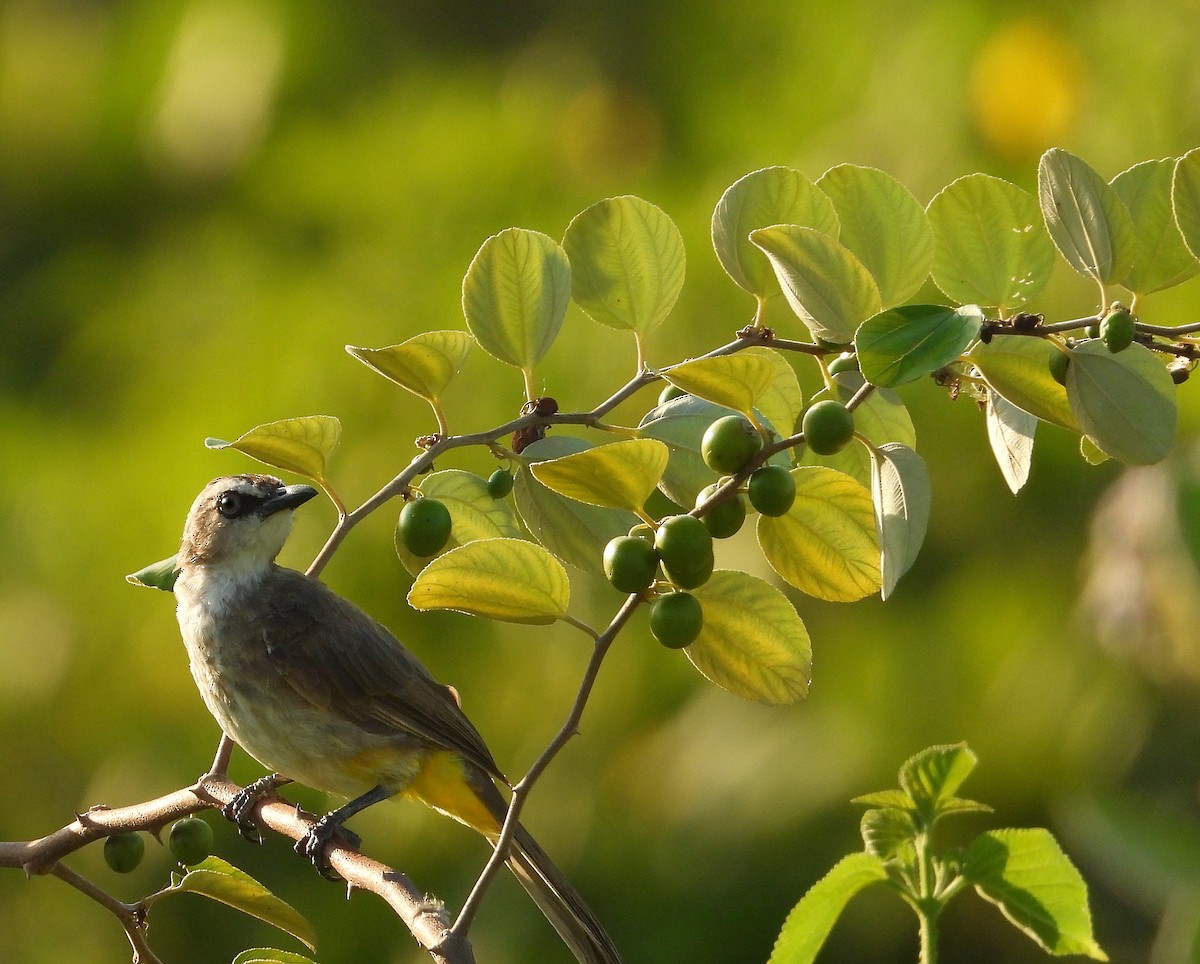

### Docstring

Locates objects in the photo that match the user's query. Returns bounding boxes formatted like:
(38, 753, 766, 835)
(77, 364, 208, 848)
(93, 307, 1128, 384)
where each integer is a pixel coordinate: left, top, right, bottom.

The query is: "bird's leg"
(296, 784, 392, 879)
(222, 773, 294, 842)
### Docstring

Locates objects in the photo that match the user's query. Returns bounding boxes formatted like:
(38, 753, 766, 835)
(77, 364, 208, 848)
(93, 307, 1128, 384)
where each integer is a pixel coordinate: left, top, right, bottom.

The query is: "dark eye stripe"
(216, 491, 265, 519)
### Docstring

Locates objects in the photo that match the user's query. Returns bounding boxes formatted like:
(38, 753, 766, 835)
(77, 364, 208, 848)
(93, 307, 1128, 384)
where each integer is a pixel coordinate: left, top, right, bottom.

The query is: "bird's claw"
(221, 773, 288, 842)
(295, 815, 361, 880)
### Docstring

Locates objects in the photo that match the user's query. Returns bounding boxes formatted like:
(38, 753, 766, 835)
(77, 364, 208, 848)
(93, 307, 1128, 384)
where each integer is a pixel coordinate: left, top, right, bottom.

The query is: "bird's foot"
(221, 773, 291, 843)
(295, 814, 362, 880)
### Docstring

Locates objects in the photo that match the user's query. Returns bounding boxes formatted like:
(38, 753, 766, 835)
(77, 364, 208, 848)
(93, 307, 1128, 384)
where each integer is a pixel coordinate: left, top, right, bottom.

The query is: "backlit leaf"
(231, 951, 317, 964)
(856, 304, 983, 387)
(870, 443, 931, 600)
(757, 467, 880, 602)
(861, 808, 917, 861)
(407, 538, 570, 624)
(662, 352, 778, 416)
(1172, 148, 1200, 260)
(687, 570, 812, 704)
(346, 330, 474, 401)
(563, 195, 685, 334)
(126, 553, 180, 592)
(712, 166, 840, 297)
(205, 415, 341, 483)
(986, 390, 1037, 494)
(968, 337, 1078, 430)
(530, 438, 668, 512)
(740, 346, 805, 442)
(1112, 158, 1199, 295)
(898, 743, 978, 816)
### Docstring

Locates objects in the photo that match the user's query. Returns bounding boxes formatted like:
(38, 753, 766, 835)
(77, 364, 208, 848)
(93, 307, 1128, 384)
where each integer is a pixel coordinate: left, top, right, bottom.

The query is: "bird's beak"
(261, 484, 320, 516)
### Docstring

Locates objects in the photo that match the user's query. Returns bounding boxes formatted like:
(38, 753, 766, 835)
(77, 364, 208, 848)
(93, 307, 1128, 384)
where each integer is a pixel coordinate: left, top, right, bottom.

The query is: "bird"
(173, 473, 621, 964)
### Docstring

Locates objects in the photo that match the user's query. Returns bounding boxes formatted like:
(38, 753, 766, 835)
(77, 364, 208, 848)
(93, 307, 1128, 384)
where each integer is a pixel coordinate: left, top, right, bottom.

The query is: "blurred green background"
(3, 0, 1200, 961)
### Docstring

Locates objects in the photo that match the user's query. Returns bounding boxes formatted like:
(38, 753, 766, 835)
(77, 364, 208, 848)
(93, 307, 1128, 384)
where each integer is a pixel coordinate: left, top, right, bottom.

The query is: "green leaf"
(767, 852, 889, 964)
(964, 829, 1108, 960)
(740, 346, 804, 442)
(861, 808, 917, 860)
(817, 163, 934, 307)
(1065, 340, 1177, 465)
(1172, 148, 1200, 260)
(898, 743, 978, 816)
(345, 331, 474, 402)
(529, 438, 669, 512)
(870, 443, 931, 601)
(856, 304, 983, 387)
(231, 951, 318, 964)
(513, 436, 639, 575)
(712, 166, 840, 298)
(205, 416, 341, 483)
(161, 857, 316, 952)
(563, 195, 685, 335)
(407, 537, 570, 625)
(126, 554, 181, 592)
(661, 352, 778, 416)
(926, 173, 1055, 312)
(757, 467, 881, 602)
(985, 390, 1037, 494)
(687, 570, 812, 704)
(461, 227, 571, 372)
(750, 224, 882, 343)
(968, 336, 1079, 431)
(1038, 148, 1135, 287)
(1111, 158, 1199, 296)
(394, 469, 521, 576)
(851, 789, 917, 810)
(1080, 435, 1110, 465)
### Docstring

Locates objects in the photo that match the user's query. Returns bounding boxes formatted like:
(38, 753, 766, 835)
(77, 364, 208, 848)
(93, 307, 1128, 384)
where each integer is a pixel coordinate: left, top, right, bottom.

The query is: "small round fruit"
(655, 514, 715, 589)
(1100, 308, 1135, 353)
(701, 415, 762, 474)
(658, 383, 687, 405)
(695, 484, 746, 539)
(104, 832, 145, 874)
(802, 400, 856, 455)
(486, 468, 513, 499)
(649, 592, 704, 649)
(603, 536, 659, 594)
(827, 352, 859, 375)
(168, 816, 215, 866)
(748, 465, 797, 517)
(1085, 323, 1100, 339)
(398, 498, 452, 556)
(1048, 349, 1070, 386)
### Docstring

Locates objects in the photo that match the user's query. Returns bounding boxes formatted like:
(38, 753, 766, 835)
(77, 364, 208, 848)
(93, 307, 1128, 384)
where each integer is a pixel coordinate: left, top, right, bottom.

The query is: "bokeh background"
(2, 1, 1200, 962)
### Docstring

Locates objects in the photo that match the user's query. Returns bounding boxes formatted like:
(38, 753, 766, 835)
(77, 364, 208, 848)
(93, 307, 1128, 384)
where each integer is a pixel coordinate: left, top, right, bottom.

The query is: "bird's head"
(180, 474, 318, 568)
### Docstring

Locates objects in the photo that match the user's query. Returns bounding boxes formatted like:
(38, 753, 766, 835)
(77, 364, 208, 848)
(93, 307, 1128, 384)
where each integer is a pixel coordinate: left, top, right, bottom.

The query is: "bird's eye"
(216, 493, 243, 519)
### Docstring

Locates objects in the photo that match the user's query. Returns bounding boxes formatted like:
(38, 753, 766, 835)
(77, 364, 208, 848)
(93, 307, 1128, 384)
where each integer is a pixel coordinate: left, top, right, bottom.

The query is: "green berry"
(658, 383, 687, 405)
(1048, 349, 1070, 386)
(486, 468, 513, 499)
(104, 832, 145, 874)
(655, 514, 714, 589)
(802, 400, 856, 455)
(1085, 323, 1100, 339)
(398, 498, 452, 556)
(701, 415, 763, 474)
(1101, 308, 1135, 353)
(168, 816, 215, 866)
(695, 484, 746, 539)
(649, 592, 704, 649)
(827, 352, 859, 375)
(603, 536, 659, 594)
(748, 465, 797, 517)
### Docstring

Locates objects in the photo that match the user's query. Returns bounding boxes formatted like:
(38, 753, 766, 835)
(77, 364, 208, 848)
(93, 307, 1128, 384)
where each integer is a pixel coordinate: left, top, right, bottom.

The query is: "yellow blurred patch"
(970, 18, 1085, 160)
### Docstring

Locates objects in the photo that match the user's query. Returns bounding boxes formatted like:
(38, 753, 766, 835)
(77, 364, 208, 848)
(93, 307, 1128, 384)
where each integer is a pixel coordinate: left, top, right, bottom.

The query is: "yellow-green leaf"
(205, 416, 341, 483)
(1172, 148, 1200, 260)
(346, 331, 474, 401)
(563, 195, 685, 334)
(530, 438, 667, 513)
(407, 538, 570, 625)
(662, 352, 778, 417)
(739, 347, 804, 440)
(968, 337, 1078, 431)
(1111, 158, 1199, 296)
(686, 570, 812, 705)
(126, 553, 181, 592)
(757, 467, 880, 602)
(231, 951, 317, 964)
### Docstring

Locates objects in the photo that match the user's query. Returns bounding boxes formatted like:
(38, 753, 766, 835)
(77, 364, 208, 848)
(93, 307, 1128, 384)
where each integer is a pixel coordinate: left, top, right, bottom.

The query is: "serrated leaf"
(231, 951, 317, 964)
(394, 469, 521, 576)
(750, 224, 882, 342)
(968, 336, 1079, 430)
(986, 390, 1037, 494)
(740, 346, 804, 441)
(1038, 148, 1135, 287)
(126, 553, 181, 592)
(861, 808, 917, 860)
(898, 743, 978, 817)
(530, 438, 668, 512)
(662, 352, 778, 416)
(407, 538, 569, 624)
(686, 570, 812, 705)
(964, 829, 1108, 960)
(767, 852, 889, 964)
(870, 443, 931, 600)
(1112, 158, 1199, 295)
(461, 228, 571, 372)
(513, 436, 639, 575)
(205, 416, 341, 483)
(712, 166, 840, 297)
(856, 304, 983, 387)
(1172, 148, 1200, 260)
(346, 331, 474, 402)
(927, 173, 1055, 312)
(817, 164, 934, 307)
(1066, 340, 1176, 465)
(164, 857, 316, 952)
(851, 789, 917, 810)
(563, 195, 685, 334)
(1080, 435, 1109, 465)
(757, 467, 880, 602)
